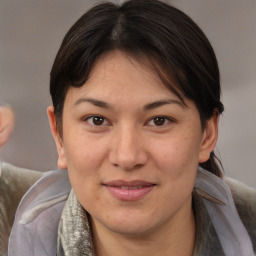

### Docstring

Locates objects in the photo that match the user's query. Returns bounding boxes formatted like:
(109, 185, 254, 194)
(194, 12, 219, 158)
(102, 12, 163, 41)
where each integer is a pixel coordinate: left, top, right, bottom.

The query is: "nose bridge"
(109, 122, 147, 169)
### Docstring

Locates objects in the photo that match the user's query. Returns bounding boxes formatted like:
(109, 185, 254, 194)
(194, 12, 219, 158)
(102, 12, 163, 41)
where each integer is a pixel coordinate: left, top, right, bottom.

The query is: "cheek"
(64, 132, 106, 171)
(64, 137, 104, 210)
(150, 134, 201, 175)
(152, 136, 199, 207)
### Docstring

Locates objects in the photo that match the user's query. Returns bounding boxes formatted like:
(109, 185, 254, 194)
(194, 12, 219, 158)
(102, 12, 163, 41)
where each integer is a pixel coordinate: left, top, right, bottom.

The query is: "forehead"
(65, 50, 183, 105)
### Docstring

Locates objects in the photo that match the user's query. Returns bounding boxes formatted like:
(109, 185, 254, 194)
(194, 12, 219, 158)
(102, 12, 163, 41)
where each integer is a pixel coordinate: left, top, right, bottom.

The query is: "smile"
(117, 186, 145, 190)
(104, 180, 156, 201)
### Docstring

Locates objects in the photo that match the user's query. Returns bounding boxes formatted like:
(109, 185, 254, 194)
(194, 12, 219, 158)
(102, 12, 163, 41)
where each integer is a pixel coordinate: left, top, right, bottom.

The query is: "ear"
(47, 106, 67, 170)
(198, 112, 219, 163)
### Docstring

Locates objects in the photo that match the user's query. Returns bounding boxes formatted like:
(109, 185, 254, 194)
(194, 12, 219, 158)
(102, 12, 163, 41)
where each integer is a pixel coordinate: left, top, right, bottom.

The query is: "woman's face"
(49, 50, 217, 237)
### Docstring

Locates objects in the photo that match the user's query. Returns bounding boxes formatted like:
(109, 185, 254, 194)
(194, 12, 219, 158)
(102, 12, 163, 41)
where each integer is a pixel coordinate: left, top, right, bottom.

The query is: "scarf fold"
(195, 167, 254, 256)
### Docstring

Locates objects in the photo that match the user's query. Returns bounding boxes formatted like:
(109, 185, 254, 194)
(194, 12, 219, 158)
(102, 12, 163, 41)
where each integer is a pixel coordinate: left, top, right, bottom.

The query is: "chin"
(94, 209, 163, 238)
(107, 221, 155, 238)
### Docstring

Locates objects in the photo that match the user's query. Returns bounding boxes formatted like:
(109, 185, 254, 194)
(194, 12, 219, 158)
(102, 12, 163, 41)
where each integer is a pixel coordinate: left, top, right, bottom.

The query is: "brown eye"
(147, 116, 172, 127)
(92, 116, 104, 125)
(85, 116, 108, 126)
(153, 117, 166, 126)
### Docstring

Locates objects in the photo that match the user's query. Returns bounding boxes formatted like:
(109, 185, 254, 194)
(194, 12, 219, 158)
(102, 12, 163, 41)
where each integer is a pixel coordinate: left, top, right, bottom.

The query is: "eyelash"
(83, 115, 110, 126)
(83, 115, 174, 127)
(146, 116, 174, 127)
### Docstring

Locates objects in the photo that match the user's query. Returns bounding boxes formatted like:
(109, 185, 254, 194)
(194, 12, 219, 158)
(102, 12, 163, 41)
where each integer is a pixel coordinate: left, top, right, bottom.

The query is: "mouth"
(103, 180, 156, 201)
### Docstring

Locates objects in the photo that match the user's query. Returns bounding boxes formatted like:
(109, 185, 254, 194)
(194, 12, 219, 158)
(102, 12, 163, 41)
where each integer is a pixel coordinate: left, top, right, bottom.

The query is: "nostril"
(111, 162, 145, 171)
(134, 163, 144, 169)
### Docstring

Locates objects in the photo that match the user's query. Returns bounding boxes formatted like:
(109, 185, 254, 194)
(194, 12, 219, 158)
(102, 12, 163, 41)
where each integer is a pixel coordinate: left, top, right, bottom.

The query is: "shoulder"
(0, 162, 43, 219)
(225, 177, 256, 215)
(225, 177, 256, 250)
(0, 162, 43, 208)
(0, 162, 43, 255)
(0, 162, 43, 188)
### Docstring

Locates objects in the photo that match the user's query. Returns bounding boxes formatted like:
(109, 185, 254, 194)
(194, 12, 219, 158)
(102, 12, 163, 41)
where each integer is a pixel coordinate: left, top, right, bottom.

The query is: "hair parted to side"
(50, 0, 224, 177)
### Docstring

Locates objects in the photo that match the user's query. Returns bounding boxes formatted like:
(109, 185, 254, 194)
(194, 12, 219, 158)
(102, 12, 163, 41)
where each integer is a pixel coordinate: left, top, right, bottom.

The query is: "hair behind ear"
(200, 152, 223, 178)
(198, 112, 223, 178)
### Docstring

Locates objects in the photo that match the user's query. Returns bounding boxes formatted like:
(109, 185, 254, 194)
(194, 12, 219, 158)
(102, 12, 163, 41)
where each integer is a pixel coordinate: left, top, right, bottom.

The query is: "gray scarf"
(56, 189, 224, 256)
(56, 168, 254, 256)
(57, 190, 94, 256)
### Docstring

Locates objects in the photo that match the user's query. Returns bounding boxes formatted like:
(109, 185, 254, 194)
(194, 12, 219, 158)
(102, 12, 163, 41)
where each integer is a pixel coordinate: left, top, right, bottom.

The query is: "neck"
(91, 201, 196, 256)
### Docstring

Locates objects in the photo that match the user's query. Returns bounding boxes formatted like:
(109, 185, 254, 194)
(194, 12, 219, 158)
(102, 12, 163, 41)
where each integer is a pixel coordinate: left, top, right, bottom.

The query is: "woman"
(1, 0, 255, 255)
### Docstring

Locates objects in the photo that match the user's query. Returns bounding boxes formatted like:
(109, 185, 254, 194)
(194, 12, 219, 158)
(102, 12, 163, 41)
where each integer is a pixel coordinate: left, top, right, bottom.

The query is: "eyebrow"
(143, 99, 185, 111)
(74, 97, 185, 111)
(74, 98, 111, 109)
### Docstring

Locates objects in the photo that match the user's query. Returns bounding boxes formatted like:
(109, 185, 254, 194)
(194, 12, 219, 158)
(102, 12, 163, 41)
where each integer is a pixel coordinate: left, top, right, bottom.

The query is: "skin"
(48, 50, 218, 256)
(0, 106, 15, 149)
(0, 105, 15, 177)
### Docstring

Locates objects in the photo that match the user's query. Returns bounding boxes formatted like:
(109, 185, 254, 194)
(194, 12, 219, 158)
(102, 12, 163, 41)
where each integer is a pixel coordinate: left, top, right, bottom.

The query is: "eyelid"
(83, 115, 111, 126)
(146, 115, 175, 127)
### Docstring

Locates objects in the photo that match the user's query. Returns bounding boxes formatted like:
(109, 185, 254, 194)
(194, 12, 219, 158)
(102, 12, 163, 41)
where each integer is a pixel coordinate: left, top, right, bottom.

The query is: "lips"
(103, 180, 156, 201)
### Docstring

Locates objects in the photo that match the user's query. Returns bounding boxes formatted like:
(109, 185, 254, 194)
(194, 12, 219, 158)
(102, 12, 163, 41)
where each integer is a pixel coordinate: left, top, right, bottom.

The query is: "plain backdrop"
(0, 0, 255, 187)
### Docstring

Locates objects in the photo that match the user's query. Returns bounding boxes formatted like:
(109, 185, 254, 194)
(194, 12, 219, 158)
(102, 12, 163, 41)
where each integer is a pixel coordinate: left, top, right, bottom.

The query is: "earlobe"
(198, 113, 219, 163)
(47, 106, 67, 170)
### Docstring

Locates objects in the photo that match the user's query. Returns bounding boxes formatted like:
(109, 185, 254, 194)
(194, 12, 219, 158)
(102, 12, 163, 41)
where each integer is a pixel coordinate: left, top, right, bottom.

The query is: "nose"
(108, 125, 148, 170)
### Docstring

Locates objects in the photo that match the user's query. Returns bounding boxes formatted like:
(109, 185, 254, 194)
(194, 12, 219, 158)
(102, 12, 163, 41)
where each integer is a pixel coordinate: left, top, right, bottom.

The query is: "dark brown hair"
(50, 0, 224, 177)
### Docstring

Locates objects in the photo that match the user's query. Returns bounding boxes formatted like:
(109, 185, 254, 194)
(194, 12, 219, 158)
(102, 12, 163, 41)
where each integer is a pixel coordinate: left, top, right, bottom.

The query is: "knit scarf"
(57, 190, 94, 256)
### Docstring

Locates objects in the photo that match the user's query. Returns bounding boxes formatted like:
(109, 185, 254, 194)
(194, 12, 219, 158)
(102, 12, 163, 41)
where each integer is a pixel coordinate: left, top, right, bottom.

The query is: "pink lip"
(104, 180, 156, 201)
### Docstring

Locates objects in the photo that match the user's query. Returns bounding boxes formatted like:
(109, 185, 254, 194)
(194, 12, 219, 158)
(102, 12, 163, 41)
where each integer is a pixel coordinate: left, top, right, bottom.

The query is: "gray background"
(0, 0, 255, 187)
